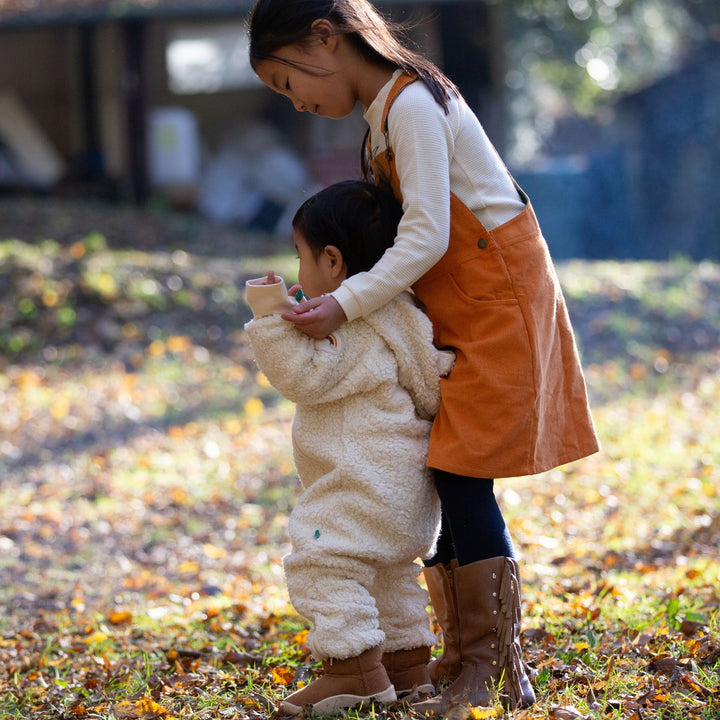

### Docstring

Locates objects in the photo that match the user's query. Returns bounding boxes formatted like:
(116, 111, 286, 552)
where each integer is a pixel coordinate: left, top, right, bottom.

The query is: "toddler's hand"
(281, 295, 347, 338)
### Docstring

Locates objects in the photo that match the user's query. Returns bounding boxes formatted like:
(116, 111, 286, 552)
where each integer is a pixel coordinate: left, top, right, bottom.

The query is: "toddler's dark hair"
(292, 180, 402, 278)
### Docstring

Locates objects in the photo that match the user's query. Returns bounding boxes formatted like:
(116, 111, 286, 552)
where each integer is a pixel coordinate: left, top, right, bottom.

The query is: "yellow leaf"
(256, 371, 271, 387)
(223, 418, 243, 435)
(171, 488, 188, 504)
(244, 397, 264, 417)
(82, 631, 108, 645)
(51, 396, 70, 420)
(184, 421, 200, 436)
(203, 543, 227, 559)
(469, 705, 504, 719)
(112, 696, 179, 719)
(96, 273, 117, 298)
(16, 369, 44, 389)
(167, 335, 192, 354)
(148, 339, 166, 357)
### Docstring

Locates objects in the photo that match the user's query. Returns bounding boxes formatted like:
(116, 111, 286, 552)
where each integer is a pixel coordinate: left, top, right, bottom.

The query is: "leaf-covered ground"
(0, 198, 718, 720)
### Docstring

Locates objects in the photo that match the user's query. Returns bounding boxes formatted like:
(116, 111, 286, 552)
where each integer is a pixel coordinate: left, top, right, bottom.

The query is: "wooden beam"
(122, 18, 148, 204)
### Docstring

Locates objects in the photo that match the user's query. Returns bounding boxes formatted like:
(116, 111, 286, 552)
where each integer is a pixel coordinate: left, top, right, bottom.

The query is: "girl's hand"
(281, 295, 347, 338)
(259, 270, 277, 285)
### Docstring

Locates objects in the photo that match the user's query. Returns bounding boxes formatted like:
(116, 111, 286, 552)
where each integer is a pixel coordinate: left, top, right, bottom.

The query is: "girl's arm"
(283, 86, 453, 337)
(334, 90, 453, 321)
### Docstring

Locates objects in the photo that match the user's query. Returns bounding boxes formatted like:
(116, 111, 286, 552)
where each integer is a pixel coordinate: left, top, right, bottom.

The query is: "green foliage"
(504, 0, 719, 161)
(0, 202, 718, 719)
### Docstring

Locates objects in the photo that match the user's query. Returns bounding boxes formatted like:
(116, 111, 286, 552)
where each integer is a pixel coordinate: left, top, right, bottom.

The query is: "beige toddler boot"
(381, 645, 434, 700)
(280, 645, 396, 716)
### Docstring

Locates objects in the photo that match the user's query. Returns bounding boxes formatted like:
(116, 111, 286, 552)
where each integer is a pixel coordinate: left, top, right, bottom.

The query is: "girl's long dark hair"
(292, 180, 402, 278)
(248, 0, 458, 111)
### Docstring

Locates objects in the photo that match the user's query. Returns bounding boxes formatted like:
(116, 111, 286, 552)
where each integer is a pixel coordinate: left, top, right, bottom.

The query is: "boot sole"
(281, 685, 397, 715)
(395, 683, 435, 701)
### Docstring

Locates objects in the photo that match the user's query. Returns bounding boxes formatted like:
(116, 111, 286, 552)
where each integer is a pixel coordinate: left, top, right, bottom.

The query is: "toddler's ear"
(323, 245, 345, 277)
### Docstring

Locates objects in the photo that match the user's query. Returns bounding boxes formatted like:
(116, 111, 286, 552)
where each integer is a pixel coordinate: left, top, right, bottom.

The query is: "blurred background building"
(0, 0, 718, 259)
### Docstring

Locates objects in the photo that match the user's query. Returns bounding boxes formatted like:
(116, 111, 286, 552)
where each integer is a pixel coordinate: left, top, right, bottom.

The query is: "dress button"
(477, 238, 488, 249)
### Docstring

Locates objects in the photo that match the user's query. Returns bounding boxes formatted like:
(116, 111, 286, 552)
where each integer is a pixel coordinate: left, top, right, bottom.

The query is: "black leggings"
(425, 470, 515, 567)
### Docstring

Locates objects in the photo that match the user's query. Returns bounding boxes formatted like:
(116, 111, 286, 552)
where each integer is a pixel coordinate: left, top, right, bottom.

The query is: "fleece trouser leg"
(283, 553, 385, 661)
(371, 562, 437, 653)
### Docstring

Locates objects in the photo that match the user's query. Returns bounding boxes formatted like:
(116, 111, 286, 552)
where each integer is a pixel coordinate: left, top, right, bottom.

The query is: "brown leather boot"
(280, 645, 396, 715)
(381, 645, 434, 699)
(423, 560, 462, 687)
(414, 557, 536, 714)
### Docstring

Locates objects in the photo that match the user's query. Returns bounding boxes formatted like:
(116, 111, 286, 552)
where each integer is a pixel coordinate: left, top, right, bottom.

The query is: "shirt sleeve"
(331, 88, 454, 321)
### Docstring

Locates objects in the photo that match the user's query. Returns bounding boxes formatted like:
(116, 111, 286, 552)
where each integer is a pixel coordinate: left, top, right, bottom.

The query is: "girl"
(248, 0, 600, 712)
(245, 180, 453, 715)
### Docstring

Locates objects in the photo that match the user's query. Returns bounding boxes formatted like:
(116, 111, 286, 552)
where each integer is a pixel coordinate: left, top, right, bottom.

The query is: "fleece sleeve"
(365, 295, 452, 420)
(244, 316, 361, 406)
(244, 276, 297, 318)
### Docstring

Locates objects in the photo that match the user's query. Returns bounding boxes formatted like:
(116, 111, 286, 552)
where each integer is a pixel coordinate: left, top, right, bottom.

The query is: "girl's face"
(294, 230, 346, 299)
(253, 30, 360, 118)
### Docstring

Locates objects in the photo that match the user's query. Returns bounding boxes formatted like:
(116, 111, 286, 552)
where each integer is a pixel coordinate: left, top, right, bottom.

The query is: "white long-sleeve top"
(331, 70, 525, 322)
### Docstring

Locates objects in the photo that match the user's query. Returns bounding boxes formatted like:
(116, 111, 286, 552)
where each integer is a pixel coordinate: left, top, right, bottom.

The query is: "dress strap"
(365, 73, 418, 162)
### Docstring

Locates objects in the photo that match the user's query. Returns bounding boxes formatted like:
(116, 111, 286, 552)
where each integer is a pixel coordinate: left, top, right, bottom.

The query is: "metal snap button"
(477, 237, 488, 249)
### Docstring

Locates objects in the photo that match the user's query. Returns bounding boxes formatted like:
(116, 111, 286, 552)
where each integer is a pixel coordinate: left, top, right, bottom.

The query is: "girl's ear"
(323, 245, 345, 278)
(310, 19, 338, 52)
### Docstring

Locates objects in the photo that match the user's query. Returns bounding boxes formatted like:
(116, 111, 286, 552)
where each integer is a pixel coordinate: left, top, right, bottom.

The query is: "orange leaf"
(272, 666, 296, 686)
(107, 610, 133, 625)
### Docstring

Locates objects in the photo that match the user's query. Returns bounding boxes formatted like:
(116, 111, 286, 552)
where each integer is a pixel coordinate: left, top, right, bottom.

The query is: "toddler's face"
(294, 230, 344, 299)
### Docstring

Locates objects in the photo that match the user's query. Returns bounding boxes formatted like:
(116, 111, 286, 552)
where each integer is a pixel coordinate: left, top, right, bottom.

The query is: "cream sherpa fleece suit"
(245, 279, 452, 661)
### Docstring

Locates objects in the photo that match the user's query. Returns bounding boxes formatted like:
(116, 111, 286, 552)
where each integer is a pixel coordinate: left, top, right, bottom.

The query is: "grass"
(0, 204, 718, 719)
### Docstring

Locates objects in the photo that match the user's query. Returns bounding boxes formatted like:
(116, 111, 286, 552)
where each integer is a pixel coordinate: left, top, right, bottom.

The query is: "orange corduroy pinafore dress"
(367, 74, 599, 479)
